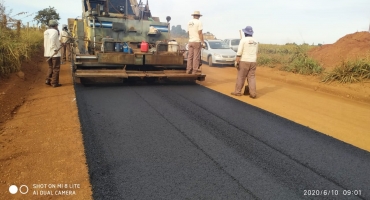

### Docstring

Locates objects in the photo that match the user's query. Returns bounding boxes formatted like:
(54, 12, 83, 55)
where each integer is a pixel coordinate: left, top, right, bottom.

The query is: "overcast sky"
(4, 0, 370, 44)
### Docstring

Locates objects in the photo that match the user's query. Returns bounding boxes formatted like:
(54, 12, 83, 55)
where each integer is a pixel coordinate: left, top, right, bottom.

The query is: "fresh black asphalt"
(74, 83, 370, 200)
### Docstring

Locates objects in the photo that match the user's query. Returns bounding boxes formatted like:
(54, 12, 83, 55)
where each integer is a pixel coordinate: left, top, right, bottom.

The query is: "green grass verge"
(322, 58, 370, 83)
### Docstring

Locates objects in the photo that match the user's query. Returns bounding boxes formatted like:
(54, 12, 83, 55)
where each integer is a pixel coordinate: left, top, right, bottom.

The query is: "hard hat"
(49, 20, 59, 27)
(62, 24, 67, 28)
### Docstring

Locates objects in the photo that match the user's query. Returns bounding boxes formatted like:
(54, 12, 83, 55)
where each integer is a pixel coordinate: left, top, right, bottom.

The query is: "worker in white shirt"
(44, 20, 62, 87)
(231, 26, 258, 98)
(186, 11, 204, 74)
(60, 24, 70, 63)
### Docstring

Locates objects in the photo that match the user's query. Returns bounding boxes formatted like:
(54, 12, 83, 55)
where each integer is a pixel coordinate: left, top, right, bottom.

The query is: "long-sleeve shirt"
(236, 37, 258, 62)
(44, 29, 61, 57)
(60, 30, 70, 44)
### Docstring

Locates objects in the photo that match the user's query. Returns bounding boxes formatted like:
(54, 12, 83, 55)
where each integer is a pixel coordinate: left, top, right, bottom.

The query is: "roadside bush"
(0, 24, 43, 77)
(257, 54, 284, 68)
(280, 45, 323, 75)
(257, 44, 320, 72)
(258, 44, 296, 55)
(322, 58, 370, 83)
(257, 44, 294, 68)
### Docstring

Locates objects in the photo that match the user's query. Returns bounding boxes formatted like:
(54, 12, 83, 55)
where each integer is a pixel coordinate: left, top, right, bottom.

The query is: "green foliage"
(257, 54, 282, 68)
(258, 44, 323, 75)
(1, 6, 44, 77)
(257, 44, 296, 67)
(280, 45, 324, 75)
(0, 1, 11, 28)
(0, 1, 5, 16)
(258, 44, 296, 55)
(171, 25, 187, 37)
(322, 58, 370, 83)
(34, 6, 60, 26)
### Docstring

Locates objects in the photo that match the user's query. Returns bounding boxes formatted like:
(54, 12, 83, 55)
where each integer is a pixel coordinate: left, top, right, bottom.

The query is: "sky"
(3, 0, 370, 44)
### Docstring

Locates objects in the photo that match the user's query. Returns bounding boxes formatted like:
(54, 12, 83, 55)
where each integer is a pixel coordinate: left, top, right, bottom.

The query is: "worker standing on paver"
(231, 26, 258, 98)
(44, 20, 62, 87)
(186, 11, 204, 74)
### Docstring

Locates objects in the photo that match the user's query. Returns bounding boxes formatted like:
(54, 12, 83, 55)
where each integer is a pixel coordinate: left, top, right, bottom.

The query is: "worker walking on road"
(186, 11, 204, 74)
(44, 20, 62, 87)
(231, 26, 258, 98)
(60, 24, 70, 63)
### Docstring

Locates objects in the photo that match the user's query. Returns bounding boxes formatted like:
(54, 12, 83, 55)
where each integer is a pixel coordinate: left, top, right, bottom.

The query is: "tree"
(0, 1, 5, 16)
(171, 25, 187, 37)
(0, 1, 6, 28)
(34, 6, 60, 26)
(0, 1, 14, 29)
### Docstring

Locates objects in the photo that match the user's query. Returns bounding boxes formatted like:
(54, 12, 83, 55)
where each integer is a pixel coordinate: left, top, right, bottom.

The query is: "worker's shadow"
(255, 85, 281, 97)
(61, 82, 74, 87)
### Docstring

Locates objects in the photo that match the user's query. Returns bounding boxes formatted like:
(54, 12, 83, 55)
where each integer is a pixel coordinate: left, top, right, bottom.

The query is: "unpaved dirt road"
(0, 58, 369, 199)
(0, 58, 92, 200)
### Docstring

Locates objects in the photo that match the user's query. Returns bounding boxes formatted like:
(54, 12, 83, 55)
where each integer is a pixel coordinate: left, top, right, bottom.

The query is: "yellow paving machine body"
(69, 0, 205, 83)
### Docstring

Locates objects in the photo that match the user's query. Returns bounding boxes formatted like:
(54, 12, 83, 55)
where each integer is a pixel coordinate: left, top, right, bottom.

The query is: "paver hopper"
(69, 0, 205, 84)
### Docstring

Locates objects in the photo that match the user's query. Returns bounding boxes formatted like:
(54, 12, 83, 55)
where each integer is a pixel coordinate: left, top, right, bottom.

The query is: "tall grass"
(322, 57, 370, 83)
(280, 45, 323, 75)
(257, 44, 296, 67)
(0, 19, 43, 77)
(258, 44, 323, 75)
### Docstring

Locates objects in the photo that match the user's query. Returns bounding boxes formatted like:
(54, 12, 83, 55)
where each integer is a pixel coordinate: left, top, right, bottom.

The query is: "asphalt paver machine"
(69, 0, 205, 84)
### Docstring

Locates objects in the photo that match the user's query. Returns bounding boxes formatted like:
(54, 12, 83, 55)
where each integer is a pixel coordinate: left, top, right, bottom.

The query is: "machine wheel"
(208, 56, 213, 67)
(73, 74, 81, 84)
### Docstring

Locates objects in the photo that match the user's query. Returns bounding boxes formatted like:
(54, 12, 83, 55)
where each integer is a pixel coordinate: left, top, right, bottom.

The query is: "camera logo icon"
(9, 185, 29, 194)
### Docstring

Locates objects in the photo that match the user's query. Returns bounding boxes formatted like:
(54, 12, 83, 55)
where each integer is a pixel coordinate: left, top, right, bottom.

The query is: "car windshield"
(208, 41, 230, 49)
(231, 39, 240, 45)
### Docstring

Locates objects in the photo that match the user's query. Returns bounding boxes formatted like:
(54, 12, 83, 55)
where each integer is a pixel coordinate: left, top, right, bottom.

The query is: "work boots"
(243, 85, 249, 95)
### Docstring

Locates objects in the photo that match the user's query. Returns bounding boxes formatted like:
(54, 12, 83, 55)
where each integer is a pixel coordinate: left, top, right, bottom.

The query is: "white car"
(201, 40, 236, 67)
(223, 38, 241, 52)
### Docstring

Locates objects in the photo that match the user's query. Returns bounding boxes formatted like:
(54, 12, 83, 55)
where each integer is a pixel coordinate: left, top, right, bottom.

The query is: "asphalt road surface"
(75, 83, 370, 200)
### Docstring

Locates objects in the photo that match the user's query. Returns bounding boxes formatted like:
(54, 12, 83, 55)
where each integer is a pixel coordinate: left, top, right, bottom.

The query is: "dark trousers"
(46, 57, 61, 84)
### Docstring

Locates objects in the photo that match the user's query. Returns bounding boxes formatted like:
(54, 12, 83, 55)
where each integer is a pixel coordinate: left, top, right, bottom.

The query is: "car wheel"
(208, 56, 213, 67)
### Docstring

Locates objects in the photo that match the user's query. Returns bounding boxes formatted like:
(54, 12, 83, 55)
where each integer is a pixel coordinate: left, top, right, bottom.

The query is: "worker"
(186, 11, 204, 74)
(60, 24, 70, 63)
(44, 20, 62, 87)
(231, 26, 258, 98)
